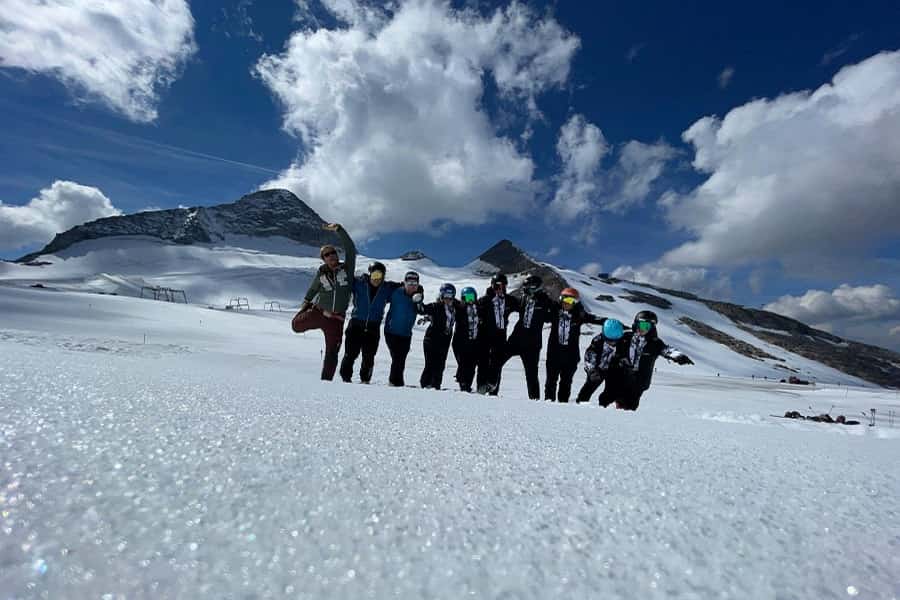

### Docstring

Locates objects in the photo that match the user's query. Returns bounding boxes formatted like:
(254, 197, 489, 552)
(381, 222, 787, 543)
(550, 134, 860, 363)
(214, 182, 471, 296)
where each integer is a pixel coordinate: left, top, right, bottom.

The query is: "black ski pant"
(421, 334, 452, 389)
(384, 332, 412, 387)
(545, 348, 579, 402)
(575, 370, 608, 404)
(477, 332, 506, 396)
(498, 336, 541, 399)
(453, 339, 481, 392)
(598, 368, 643, 411)
(339, 319, 381, 383)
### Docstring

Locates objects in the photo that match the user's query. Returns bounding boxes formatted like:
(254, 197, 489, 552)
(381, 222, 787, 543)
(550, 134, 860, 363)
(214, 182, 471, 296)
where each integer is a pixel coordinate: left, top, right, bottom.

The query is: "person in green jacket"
(292, 223, 357, 380)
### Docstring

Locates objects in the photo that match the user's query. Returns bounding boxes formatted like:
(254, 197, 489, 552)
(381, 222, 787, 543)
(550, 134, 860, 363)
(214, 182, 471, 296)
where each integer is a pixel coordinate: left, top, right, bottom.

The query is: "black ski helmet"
(634, 310, 658, 326)
(368, 261, 387, 275)
(523, 274, 542, 294)
(491, 273, 508, 287)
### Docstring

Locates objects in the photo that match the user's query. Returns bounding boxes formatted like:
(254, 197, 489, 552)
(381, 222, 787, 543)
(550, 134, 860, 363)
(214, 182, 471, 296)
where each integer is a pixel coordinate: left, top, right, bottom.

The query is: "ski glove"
(412, 293, 423, 303)
(672, 354, 694, 365)
(417, 317, 431, 326)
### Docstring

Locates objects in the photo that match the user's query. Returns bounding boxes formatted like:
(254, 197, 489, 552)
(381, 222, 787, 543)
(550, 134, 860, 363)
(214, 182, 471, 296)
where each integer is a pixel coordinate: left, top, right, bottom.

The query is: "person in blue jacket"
(383, 271, 425, 387)
(339, 261, 399, 383)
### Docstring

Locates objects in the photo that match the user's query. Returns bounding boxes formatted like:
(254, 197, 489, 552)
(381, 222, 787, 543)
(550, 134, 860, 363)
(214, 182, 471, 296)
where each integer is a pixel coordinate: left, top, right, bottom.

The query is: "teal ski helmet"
(602, 318, 625, 341)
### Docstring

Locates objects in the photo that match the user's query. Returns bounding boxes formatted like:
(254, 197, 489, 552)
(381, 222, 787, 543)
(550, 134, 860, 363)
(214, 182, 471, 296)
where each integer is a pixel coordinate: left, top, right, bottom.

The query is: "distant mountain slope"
(18, 189, 338, 263)
(5, 197, 898, 388)
(586, 277, 900, 389)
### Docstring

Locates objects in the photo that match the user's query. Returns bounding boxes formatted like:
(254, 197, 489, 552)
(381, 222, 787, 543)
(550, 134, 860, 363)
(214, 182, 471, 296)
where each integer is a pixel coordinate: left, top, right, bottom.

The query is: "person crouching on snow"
(418, 283, 458, 389)
(383, 271, 425, 387)
(598, 310, 694, 411)
(545, 288, 606, 403)
(574, 318, 627, 404)
(293, 223, 357, 381)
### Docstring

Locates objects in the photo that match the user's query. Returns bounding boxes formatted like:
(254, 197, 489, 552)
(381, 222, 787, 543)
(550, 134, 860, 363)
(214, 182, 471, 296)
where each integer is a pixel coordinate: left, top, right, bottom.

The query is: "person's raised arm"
(324, 223, 357, 275)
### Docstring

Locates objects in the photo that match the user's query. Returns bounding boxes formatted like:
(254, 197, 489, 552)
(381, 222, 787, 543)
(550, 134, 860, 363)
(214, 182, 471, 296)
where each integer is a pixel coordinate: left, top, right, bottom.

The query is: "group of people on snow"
(292, 224, 694, 411)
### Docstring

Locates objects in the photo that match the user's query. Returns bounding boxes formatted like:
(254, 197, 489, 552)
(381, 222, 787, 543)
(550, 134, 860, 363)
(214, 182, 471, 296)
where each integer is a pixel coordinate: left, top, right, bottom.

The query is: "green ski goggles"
(461, 291, 477, 303)
(636, 320, 653, 333)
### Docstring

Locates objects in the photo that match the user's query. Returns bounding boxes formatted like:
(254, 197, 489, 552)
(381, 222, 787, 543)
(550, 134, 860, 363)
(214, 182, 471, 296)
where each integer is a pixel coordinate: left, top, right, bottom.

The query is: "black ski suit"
(497, 290, 554, 399)
(418, 300, 458, 389)
(476, 289, 521, 395)
(545, 307, 605, 402)
(599, 329, 691, 411)
(452, 301, 482, 392)
(575, 331, 628, 404)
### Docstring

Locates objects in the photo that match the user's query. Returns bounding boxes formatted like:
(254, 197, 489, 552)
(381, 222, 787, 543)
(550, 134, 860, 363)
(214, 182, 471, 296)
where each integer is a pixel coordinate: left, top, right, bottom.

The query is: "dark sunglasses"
(322, 251, 338, 259)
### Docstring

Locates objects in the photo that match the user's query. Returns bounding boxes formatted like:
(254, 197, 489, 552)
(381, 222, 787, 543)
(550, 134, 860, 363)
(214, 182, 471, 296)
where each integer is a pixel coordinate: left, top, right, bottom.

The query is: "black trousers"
(575, 371, 607, 404)
(577, 368, 643, 410)
(599, 368, 643, 410)
(339, 320, 381, 383)
(545, 348, 579, 402)
(497, 335, 541, 399)
(477, 332, 506, 395)
(384, 332, 412, 387)
(453, 339, 480, 392)
(421, 334, 452, 389)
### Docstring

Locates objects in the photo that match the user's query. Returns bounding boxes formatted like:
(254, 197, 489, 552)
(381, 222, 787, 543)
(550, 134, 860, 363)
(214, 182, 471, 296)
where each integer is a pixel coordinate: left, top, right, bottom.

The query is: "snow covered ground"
(1, 285, 899, 599)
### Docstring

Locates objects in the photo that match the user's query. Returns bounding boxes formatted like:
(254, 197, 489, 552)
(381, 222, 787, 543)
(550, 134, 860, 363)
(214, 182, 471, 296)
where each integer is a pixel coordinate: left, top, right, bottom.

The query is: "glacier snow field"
(1, 286, 898, 599)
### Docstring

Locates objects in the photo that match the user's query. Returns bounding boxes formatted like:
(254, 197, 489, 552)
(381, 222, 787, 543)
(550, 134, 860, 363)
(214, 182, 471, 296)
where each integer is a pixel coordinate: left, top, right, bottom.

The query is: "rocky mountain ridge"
(18, 189, 338, 262)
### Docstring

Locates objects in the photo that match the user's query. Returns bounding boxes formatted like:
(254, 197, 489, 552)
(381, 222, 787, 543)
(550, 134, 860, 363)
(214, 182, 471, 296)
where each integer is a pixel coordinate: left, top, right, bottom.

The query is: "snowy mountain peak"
(18, 188, 335, 262)
(399, 250, 429, 261)
(475, 239, 537, 275)
(473, 239, 571, 301)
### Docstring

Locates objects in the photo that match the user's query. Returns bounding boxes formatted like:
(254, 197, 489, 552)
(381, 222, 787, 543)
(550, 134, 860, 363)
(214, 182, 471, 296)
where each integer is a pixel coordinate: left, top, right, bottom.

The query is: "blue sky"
(1, 0, 899, 349)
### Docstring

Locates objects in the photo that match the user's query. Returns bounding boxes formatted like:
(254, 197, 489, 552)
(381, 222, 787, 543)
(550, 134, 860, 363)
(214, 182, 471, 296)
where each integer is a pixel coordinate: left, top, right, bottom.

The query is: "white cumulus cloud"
(0, 181, 121, 251)
(256, 0, 579, 239)
(765, 284, 900, 350)
(579, 262, 603, 277)
(549, 115, 676, 232)
(0, 0, 196, 122)
(612, 263, 731, 299)
(549, 115, 608, 221)
(718, 66, 735, 89)
(661, 51, 900, 273)
(764, 284, 900, 324)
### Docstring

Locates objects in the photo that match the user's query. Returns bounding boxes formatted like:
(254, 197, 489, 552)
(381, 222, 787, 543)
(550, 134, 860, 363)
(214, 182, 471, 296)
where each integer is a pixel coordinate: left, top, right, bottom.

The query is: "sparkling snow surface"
(1, 286, 898, 599)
